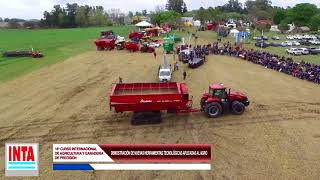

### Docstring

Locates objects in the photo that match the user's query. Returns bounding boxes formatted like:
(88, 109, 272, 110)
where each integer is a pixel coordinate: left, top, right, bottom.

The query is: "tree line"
(1, 0, 320, 31)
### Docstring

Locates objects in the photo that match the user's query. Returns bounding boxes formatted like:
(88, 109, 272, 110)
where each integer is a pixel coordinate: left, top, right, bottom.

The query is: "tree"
(142, 10, 148, 16)
(278, 20, 289, 32)
(195, 7, 207, 24)
(273, 9, 286, 25)
(309, 14, 320, 31)
(150, 10, 180, 25)
(245, 0, 272, 20)
(128, 11, 134, 18)
(286, 3, 318, 26)
(0, 18, 3, 22)
(166, 0, 188, 14)
(75, 6, 88, 27)
(223, 0, 243, 13)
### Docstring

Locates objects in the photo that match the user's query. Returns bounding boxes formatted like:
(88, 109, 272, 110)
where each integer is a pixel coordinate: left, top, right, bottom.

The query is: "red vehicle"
(95, 38, 116, 50)
(140, 44, 155, 53)
(124, 42, 140, 52)
(109, 82, 250, 125)
(100, 30, 114, 38)
(129, 32, 144, 39)
(200, 83, 250, 118)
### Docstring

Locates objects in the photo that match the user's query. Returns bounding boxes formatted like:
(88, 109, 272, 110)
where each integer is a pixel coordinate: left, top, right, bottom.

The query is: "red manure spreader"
(124, 42, 140, 52)
(95, 38, 116, 50)
(109, 82, 250, 125)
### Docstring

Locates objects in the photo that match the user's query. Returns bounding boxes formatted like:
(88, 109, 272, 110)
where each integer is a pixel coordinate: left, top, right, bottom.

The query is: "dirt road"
(0, 49, 320, 179)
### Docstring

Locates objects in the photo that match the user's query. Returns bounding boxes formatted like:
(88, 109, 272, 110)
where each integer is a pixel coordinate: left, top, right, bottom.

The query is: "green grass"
(1, 26, 319, 83)
(172, 28, 320, 65)
(0, 26, 135, 83)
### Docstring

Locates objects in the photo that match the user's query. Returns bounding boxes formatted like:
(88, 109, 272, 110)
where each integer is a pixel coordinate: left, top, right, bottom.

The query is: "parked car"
(286, 35, 294, 40)
(253, 36, 262, 41)
(298, 48, 309, 55)
(255, 41, 270, 48)
(309, 39, 320, 45)
(286, 48, 302, 55)
(291, 41, 301, 46)
(299, 40, 312, 46)
(281, 41, 293, 47)
(262, 35, 268, 40)
(308, 47, 320, 54)
(270, 42, 282, 47)
(271, 36, 280, 40)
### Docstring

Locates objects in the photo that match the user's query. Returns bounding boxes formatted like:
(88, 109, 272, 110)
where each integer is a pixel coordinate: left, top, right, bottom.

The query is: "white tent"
(230, 29, 239, 37)
(135, 21, 153, 27)
(193, 20, 201, 27)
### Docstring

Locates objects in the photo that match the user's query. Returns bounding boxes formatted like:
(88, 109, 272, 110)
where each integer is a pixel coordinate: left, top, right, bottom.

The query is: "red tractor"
(124, 41, 140, 52)
(200, 84, 250, 118)
(100, 30, 114, 38)
(140, 43, 155, 53)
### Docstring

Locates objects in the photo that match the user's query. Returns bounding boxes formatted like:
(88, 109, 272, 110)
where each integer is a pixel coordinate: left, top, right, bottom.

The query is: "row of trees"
(41, 3, 110, 28)
(274, 3, 320, 31)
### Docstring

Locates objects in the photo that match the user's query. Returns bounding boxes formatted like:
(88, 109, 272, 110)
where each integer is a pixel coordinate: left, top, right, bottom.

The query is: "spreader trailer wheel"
(205, 102, 222, 118)
(131, 111, 162, 125)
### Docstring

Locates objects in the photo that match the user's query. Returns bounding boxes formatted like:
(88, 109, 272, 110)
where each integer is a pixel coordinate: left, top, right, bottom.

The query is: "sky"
(0, 0, 319, 19)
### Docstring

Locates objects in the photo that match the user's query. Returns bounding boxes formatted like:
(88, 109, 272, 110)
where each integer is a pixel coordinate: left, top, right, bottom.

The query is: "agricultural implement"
(109, 82, 250, 125)
(100, 30, 114, 37)
(129, 32, 144, 40)
(140, 43, 155, 53)
(163, 41, 174, 54)
(95, 38, 116, 50)
(164, 35, 181, 43)
(3, 51, 43, 58)
(124, 41, 139, 52)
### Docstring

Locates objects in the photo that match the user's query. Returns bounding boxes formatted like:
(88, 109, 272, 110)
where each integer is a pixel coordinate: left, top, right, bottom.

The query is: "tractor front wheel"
(205, 102, 222, 118)
(231, 101, 245, 115)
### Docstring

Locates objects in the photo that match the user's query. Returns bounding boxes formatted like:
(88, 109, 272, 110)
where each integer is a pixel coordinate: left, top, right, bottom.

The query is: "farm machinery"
(3, 50, 43, 58)
(109, 82, 250, 125)
(140, 43, 155, 53)
(129, 32, 144, 40)
(124, 41, 140, 52)
(163, 41, 174, 54)
(100, 30, 114, 37)
(95, 38, 116, 50)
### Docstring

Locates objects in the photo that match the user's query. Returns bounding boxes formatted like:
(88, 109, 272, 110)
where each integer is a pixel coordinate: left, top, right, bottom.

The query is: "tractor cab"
(200, 83, 250, 118)
(209, 84, 228, 100)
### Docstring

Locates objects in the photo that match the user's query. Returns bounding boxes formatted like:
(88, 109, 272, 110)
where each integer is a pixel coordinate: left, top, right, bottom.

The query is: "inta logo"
(5, 143, 39, 176)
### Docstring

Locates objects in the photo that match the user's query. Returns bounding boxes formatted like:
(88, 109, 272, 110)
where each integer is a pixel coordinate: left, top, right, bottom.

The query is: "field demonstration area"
(0, 27, 320, 179)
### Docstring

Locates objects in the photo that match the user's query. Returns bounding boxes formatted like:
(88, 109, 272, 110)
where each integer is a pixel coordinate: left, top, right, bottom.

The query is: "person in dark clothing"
(119, 76, 123, 83)
(153, 51, 157, 59)
(183, 71, 187, 80)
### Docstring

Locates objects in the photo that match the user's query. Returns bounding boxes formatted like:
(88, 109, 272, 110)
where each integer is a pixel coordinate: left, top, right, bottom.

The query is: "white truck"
(158, 54, 172, 82)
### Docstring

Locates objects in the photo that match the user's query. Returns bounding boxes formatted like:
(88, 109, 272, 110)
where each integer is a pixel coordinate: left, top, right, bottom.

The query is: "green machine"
(163, 41, 174, 54)
(163, 35, 181, 43)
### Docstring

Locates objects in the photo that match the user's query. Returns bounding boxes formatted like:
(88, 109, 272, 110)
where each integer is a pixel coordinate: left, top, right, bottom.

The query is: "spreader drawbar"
(53, 164, 211, 170)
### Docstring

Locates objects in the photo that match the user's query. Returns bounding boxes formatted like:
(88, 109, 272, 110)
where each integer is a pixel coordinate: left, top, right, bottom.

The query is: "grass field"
(0, 26, 135, 82)
(0, 26, 319, 83)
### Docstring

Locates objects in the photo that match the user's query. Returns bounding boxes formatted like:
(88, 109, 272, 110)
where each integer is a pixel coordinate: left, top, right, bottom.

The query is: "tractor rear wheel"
(231, 101, 245, 115)
(205, 102, 222, 118)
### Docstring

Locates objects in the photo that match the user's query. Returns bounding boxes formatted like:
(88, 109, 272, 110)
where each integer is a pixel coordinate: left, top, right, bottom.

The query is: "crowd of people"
(177, 41, 320, 85)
